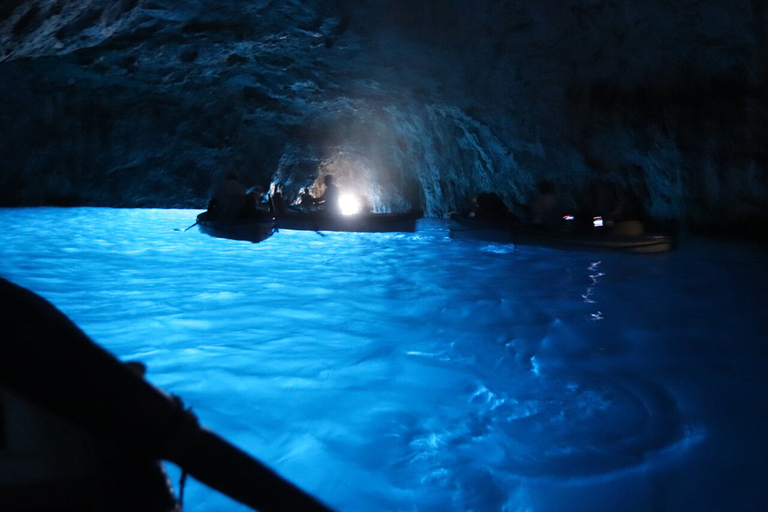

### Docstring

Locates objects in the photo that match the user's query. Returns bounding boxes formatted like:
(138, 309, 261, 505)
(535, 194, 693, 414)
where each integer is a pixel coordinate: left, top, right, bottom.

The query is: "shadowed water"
(1, 207, 766, 512)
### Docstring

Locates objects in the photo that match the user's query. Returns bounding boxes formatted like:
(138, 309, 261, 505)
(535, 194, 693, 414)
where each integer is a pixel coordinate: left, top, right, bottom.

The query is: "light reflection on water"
(1, 207, 767, 512)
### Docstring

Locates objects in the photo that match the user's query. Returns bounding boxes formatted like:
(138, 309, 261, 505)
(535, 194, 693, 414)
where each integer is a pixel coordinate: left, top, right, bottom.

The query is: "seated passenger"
(611, 189, 646, 235)
(315, 175, 341, 215)
(246, 186, 270, 213)
(360, 195, 374, 214)
(297, 188, 316, 210)
(583, 178, 646, 235)
(528, 180, 561, 229)
(470, 192, 514, 222)
(269, 182, 288, 215)
(209, 171, 247, 220)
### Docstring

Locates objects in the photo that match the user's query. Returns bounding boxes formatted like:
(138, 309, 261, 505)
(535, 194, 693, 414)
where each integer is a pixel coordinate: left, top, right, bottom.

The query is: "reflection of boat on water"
(196, 211, 276, 243)
(449, 213, 677, 254)
(275, 209, 423, 233)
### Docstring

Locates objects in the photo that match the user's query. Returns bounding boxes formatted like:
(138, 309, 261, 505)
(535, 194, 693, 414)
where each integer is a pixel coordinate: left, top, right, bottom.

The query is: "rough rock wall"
(0, 0, 765, 234)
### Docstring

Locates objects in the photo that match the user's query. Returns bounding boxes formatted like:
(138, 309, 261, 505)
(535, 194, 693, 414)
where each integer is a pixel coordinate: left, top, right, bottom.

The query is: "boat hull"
(276, 210, 421, 233)
(196, 213, 276, 243)
(450, 214, 676, 254)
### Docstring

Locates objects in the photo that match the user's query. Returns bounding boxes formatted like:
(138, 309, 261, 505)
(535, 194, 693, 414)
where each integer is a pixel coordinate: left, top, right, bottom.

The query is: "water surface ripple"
(1, 207, 766, 512)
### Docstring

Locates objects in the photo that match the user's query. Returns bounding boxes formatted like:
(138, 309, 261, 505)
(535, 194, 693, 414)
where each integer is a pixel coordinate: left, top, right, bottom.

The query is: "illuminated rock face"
(0, 0, 765, 234)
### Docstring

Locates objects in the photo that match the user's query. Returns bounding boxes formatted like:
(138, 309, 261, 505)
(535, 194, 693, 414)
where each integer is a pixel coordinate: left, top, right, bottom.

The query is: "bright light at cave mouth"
(339, 194, 362, 215)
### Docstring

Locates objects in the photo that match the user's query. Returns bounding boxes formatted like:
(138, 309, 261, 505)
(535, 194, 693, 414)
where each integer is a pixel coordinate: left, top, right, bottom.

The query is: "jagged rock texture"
(1, 0, 766, 234)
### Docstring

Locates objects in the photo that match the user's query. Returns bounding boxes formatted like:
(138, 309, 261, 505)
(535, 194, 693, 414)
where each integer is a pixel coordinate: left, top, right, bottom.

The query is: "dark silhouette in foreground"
(0, 277, 334, 512)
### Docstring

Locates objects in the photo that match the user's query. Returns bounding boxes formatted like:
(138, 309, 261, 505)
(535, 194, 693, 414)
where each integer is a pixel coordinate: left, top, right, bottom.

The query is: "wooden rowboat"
(450, 213, 676, 254)
(275, 210, 422, 233)
(196, 211, 276, 243)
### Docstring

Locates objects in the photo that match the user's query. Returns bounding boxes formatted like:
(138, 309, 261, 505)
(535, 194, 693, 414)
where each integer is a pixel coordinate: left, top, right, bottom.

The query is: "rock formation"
(1, 0, 765, 235)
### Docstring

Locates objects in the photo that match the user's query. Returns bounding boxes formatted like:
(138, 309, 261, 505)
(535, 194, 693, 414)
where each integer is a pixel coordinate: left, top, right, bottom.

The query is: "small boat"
(450, 213, 677, 254)
(275, 209, 422, 233)
(196, 211, 276, 243)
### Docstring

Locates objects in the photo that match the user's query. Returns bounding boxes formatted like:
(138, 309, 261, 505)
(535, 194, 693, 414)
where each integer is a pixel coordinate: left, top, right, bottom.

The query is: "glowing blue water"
(1, 207, 766, 512)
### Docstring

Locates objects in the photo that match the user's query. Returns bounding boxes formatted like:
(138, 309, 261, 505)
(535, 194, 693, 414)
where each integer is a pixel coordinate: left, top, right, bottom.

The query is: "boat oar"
(174, 221, 199, 232)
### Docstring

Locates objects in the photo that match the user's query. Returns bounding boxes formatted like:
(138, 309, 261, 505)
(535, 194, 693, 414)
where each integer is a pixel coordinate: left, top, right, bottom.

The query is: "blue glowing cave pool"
(1, 207, 766, 512)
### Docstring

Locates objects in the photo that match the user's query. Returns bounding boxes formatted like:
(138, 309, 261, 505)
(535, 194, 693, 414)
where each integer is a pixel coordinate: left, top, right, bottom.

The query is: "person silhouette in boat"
(269, 182, 290, 215)
(245, 185, 271, 214)
(315, 175, 341, 215)
(528, 180, 561, 230)
(208, 171, 247, 220)
(297, 187, 316, 211)
(581, 178, 646, 235)
(469, 192, 515, 222)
